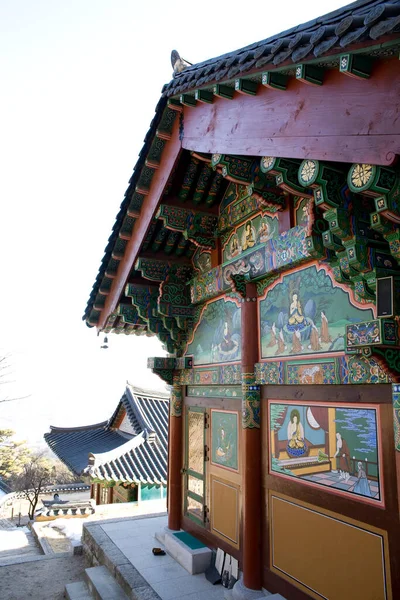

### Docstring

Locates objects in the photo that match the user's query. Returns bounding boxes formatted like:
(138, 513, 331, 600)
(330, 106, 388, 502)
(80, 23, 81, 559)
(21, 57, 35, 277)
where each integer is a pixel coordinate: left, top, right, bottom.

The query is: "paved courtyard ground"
(0, 554, 86, 600)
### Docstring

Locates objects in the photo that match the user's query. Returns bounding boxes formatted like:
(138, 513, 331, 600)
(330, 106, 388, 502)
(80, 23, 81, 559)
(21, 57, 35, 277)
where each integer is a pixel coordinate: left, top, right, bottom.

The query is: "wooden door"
(184, 407, 207, 526)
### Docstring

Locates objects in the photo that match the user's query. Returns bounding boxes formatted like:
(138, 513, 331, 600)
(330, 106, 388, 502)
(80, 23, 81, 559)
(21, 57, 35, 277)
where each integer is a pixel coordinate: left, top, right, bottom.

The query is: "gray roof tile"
(45, 385, 169, 486)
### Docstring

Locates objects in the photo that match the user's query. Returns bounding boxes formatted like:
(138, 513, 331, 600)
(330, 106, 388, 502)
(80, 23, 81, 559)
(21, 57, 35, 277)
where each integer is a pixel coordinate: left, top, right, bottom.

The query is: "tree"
(0, 429, 30, 480)
(0, 354, 30, 404)
(13, 453, 54, 519)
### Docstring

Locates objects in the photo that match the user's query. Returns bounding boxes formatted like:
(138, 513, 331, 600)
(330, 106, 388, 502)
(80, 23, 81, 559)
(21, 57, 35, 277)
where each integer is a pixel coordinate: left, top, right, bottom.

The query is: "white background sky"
(0, 0, 346, 446)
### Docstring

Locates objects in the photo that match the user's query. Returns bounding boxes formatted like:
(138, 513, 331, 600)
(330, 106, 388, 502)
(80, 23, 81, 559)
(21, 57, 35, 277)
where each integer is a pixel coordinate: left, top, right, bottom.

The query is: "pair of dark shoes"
(152, 547, 166, 556)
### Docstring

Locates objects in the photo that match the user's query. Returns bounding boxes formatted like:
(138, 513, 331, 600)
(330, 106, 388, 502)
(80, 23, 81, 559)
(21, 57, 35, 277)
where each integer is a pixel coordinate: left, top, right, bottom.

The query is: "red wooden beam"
(98, 118, 182, 330)
(182, 57, 400, 166)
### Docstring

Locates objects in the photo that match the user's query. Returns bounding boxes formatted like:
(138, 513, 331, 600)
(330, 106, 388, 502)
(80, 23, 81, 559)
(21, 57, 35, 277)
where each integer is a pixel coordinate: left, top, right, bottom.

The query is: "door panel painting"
(260, 264, 374, 359)
(186, 297, 241, 365)
(211, 410, 239, 472)
(269, 401, 382, 505)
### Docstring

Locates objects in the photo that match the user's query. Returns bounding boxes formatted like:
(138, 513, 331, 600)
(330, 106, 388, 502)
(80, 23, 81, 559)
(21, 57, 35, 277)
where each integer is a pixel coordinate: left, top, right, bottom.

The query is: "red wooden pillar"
(241, 283, 262, 591)
(168, 378, 183, 531)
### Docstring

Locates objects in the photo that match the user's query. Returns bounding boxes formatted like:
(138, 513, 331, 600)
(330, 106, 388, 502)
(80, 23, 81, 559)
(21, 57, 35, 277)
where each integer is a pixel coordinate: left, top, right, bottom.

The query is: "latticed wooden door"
(184, 407, 207, 525)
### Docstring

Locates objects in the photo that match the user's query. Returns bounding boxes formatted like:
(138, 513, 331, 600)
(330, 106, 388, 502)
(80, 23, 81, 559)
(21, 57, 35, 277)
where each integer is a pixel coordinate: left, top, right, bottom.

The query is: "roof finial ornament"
(171, 50, 192, 78)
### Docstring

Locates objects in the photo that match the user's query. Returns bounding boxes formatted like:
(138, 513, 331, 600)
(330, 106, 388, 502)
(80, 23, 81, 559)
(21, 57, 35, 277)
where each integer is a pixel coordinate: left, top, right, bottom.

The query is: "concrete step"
(0, 527, 41, 562)
(85, 566, 128, 600)
(65, 580, 93, 600)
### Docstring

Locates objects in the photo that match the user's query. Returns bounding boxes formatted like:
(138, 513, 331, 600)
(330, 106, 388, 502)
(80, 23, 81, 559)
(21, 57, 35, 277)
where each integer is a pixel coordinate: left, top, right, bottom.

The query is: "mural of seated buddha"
(286, 409, 308, 457)
(286, 293, 310, 337)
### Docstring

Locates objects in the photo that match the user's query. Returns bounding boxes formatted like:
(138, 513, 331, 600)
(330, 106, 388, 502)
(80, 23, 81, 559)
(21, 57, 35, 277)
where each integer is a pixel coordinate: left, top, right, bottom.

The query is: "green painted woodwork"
(375, 193, 400, 227)
(347, 164, 397, 196)
(234, 78, 258, 95)
(180, 94, 197, 107)
(187, 385, 242, 398)
(128, 192, 145, 214)
(151, 226, 169, 252)
(261, 71, 288, 90)
(194, 89, 214, 103)
(136, 166, 155, 194)
(193, 164, 213, 204)
(212, 154, 256, 184)
(339, 53, 372, 79)
(105, 258, 119, 277)
(178, 159, 200, 202)
(164, 230, 181, 255)
(120, 215, 136, 239)
(323, 208, 352, 242)
(157, 105, 179, 139)
(99, 277, 113, 294)
(118, 303, 145, 326)
(112, 238, 128, 260)
(156, 204, 218, 249)
(146, 136, 166, 167)
(298, 160, 347, 211)
(295, 63, 324, 85)
(213, 84, 234, 99)
(135, 257, 192, 283)
(346, 318, 399, 349)
(260, 156, 310, 196)
(205, 172, 224, 206)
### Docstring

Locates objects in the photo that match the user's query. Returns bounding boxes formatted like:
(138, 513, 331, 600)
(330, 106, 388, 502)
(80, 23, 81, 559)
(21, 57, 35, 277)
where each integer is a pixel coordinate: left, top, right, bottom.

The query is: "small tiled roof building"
(44, 384, 169, 505)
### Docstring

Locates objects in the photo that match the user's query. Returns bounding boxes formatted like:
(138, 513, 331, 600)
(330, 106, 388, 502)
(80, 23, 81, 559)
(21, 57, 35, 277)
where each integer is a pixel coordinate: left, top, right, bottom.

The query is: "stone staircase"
(65, 565, 133, 600)
(0, 521, 42, 565)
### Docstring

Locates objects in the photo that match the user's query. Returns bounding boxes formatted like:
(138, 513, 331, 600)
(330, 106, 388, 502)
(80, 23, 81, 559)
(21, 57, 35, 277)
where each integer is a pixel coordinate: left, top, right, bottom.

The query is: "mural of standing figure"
(320, 311, 331, 344)
(308, 322, 321, 351)
(291, 329, 303, 354)
(352, 461, 372, 497)
(275, 329, 287, 355)
(334, 432, 351, 480)
(268, 323, 277, 347)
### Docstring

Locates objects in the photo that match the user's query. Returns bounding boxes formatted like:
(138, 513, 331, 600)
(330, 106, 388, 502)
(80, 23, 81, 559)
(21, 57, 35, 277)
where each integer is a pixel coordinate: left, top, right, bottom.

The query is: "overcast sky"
(0, 0, 346, 445)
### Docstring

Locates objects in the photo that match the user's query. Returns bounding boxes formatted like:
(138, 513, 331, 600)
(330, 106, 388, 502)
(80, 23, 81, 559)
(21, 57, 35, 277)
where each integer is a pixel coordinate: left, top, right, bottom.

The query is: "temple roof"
(44, 384, 169, 485)
(83, 0, 400, 335)
(163, 0, 400, 98)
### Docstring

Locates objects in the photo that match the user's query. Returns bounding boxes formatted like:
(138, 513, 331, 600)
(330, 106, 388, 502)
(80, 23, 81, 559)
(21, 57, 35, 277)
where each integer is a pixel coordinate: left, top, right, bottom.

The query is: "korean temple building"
(45, 384, 168, 505)
(83, 1, 400, 598)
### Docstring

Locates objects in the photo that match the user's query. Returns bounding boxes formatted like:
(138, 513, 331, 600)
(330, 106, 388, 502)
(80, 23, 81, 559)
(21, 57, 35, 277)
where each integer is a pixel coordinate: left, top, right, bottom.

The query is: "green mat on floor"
(173, 531, 206, 550)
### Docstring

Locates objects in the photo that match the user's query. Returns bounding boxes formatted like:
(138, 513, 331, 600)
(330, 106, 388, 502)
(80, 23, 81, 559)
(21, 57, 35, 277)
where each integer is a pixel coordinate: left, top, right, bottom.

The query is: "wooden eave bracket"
(339, 53, 372, 79)
(213, 84, 235, 99)
(261, 71, 288, 90)
(295, 63, 324, 86)
(234, 78, 258, 95)
(194, 89, 214, 104)
(180, 94, 197, 107)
